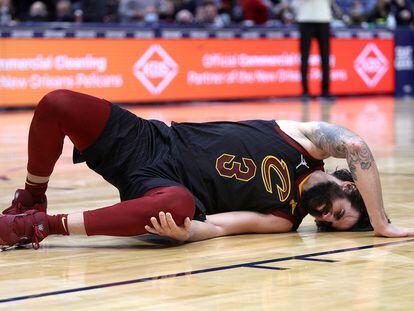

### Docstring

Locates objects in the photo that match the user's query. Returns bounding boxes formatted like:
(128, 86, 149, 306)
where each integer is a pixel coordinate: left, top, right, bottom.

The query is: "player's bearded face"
(301, 181, 361, 230)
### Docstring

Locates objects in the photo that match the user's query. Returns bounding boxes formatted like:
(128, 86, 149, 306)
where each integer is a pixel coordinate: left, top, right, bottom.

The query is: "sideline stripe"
(1, 238, 413, 304)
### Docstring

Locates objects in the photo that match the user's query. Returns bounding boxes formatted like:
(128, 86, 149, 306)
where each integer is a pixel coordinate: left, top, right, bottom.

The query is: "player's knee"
(172, 186, 195, 219)
(35, 89, 73, 119)
(158, 186, 196, 225)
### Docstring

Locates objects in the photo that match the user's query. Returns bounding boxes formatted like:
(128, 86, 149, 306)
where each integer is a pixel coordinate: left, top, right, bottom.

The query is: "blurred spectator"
(343, 0, 368, 25)
(28, 1, 49, 21)
(80, 0, 108, 22)
(367, 0, 391, 25)
(194, 0, 230, 27)
(158, 0, 175, 22)
(175, 8, 194, 23)
(13, 0, 55, 21)
(118, 0, 159, 23)
(175, 0, 197, 16)
(0, 0, 14, 24)
(3, 0, 409, 26)
(349, 0, 366, 24)
(240, 0, 270, 25)
(271, 0, 295, 24)
(220, 0, 233, 21)
(55, 0, 74, 22)
(393, 0, 413, 26)
(103, 0, 120, 23)
(195, 0, 220, 25)
(334, 0, 376, 25)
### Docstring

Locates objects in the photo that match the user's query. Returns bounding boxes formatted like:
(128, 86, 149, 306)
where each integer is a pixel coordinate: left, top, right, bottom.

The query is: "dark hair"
(314, 169, 375, 232)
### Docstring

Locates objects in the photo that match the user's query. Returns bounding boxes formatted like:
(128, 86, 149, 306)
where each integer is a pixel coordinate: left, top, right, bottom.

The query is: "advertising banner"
(394, 27, 414, 97)
(0, 38, 394, 106)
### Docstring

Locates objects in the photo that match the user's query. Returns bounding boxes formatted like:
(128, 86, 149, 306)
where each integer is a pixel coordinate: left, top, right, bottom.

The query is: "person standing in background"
(296, 0, 333, 101)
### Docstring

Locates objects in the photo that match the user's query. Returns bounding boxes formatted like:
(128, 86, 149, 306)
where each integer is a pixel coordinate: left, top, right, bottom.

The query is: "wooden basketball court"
(0, 96, 414, 309)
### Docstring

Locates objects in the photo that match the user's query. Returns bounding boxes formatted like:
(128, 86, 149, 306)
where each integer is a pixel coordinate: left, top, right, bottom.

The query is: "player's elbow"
(344, 138, 372, 162)
(265, 215, 293, 233)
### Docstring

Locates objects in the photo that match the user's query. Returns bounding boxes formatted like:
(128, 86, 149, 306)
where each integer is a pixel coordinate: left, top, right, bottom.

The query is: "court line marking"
(246, 265, 289, 270)
(0, 238, 413, 304)
(295, 257, 338, 263)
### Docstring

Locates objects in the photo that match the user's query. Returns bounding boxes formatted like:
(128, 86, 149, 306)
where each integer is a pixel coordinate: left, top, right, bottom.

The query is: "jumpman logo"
(296, 155, 309, 169)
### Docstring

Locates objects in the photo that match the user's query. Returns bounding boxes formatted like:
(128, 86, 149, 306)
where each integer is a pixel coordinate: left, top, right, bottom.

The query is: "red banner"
(0, 38, 394, 106)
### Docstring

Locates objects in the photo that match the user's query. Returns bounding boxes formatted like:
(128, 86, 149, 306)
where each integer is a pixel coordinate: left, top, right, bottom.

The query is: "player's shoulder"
(277, 120, 308, 140)
(277, 120, 326, 160)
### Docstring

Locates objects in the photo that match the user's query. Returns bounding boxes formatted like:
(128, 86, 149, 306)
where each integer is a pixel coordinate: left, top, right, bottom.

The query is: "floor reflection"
(0, 95, 411, 158)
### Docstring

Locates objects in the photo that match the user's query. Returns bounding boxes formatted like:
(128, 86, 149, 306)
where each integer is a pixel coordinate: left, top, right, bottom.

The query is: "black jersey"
(73, 104, 324, 230)
(171, 120, 324, 230)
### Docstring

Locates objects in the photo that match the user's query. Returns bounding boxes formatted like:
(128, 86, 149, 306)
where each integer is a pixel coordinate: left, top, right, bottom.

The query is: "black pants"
(299, 22, 331, 95)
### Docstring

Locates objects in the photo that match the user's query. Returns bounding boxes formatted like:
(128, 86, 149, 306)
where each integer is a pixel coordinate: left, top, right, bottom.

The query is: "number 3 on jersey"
(215, 153, 291, 202)
(215, 154, 257, 181)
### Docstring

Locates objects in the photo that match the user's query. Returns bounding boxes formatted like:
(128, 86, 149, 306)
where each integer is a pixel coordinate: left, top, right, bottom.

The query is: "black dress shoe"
(300, 93, 312, 102)
(319, 93, 335, 102)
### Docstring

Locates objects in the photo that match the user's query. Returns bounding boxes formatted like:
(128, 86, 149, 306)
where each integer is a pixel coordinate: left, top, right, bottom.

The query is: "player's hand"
(374, 223, 414, 238)
(145, 211, 192, 242)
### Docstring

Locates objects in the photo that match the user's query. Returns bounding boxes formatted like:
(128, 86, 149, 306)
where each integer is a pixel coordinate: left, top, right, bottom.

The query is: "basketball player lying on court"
(1, 90, 413, 250)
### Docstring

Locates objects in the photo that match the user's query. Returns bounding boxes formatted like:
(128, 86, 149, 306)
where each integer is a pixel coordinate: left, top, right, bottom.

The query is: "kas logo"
(354, 43, 389, 88)
(133, 45, 178, 94)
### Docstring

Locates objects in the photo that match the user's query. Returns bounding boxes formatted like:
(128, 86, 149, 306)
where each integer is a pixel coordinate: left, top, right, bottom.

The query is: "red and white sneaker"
(2, 189, 47, 215)
(0, 210, 49, 250)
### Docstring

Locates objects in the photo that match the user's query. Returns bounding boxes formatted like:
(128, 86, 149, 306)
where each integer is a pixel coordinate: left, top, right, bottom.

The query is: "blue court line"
(246, 265, 289, 270)
(1, 238, 413, 304)
(296, 257, 338, 263)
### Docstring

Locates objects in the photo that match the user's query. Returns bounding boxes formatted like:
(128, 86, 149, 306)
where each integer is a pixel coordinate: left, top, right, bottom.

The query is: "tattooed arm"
(298, 121, 414, 237)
